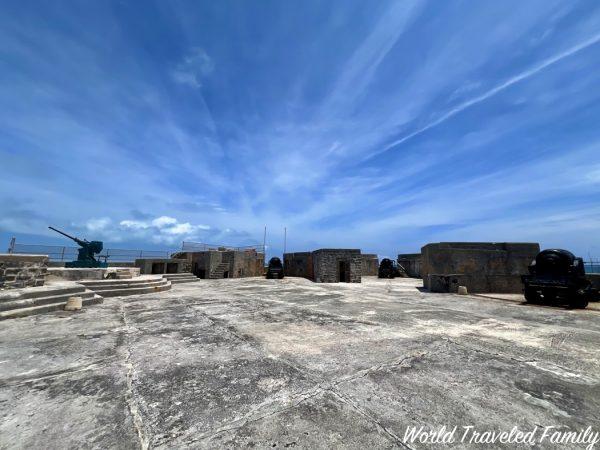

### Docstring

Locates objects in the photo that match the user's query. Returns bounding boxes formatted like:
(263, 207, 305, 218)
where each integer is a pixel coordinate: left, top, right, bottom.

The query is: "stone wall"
(284, 252, 313, 279)
(421, 242, 539, 293)
(46, 267, 141, 281)
(135, 258, 187, 275)
(231, 250, 264, 278)
(178, 250, 263, 278)
(397, 253, 422, 278)
(361, 254, 379, 276)
(312, 249, 362, 283)
(0, 254, 48, 289)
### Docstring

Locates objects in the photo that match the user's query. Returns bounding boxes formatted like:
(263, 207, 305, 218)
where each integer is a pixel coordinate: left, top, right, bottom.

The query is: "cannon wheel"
(524, 287, 541, 304)
(569, 291, 589, 309)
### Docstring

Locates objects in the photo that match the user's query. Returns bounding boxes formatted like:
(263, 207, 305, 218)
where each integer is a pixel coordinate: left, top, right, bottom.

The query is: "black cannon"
(378, 258, 401, 279)
(48, 226, 107, 268)
(521, 249, 595, 309)
(266, 257, 284, 279)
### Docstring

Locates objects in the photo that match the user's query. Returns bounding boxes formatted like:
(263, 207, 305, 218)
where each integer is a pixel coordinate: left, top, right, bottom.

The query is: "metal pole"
(60, 246, 65, 262)
(263, 226, 267, 260)
(283, 227, 287, 255)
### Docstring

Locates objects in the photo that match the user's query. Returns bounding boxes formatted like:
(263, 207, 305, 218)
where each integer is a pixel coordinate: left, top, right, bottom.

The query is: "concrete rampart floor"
(1, 277, 599, 449)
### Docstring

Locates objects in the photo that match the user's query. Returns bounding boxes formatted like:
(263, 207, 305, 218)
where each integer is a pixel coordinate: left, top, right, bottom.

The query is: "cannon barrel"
(48, 226, 86, 246)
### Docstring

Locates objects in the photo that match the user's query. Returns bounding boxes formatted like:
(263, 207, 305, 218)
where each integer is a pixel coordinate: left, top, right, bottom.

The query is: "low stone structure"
(176, 249, 264, 279)
(361, 254, 379, 276)
(421, 242, 539, 293)
(0, 254, 48, 290)
(283, 252, 313, 279)
(46, 267, 140, 281)
(397, 253, 421, 278)
(314, 249, 362, 283)
(284, 249, 362, 283)
(135, 258, 189, 275)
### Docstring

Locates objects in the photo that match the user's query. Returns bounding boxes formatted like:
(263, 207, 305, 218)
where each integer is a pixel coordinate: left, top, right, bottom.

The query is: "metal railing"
(585, 260, 600, 274)
(7, 239, 265, 262)
(181, 241, 265, 253)
(9, 243, 174, 262)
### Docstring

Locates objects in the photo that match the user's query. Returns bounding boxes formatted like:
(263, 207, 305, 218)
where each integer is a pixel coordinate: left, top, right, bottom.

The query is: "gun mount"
(48, 226, 107, 268)
(378, 258, 403, 279)
(266, 257, 284, 279)
(521, 249, 595, 309)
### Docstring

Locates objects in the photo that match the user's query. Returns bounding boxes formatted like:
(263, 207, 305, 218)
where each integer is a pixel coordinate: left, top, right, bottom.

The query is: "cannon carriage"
(266, 257, 284, 279)
(521, 249, 596, 309)
(378, 258, 403, 279)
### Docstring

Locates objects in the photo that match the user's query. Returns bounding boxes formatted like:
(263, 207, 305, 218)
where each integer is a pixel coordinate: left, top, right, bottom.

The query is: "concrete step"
(115, 269, 133, 279)
(162, 273, 196, 279)
(209, 263, 230, 279)
(167, 277, 201, 285)
(0, 289, 97, 312)
(79, 278, 166, 290)
(0, 284, 86, 303)
(0, 295, 103, 321)
(162, 273, 200, 284)
(92, 281, 171, 298)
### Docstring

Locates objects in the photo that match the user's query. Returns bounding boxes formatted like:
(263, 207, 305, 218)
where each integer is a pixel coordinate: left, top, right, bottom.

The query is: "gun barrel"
(48, 226, 83, 245)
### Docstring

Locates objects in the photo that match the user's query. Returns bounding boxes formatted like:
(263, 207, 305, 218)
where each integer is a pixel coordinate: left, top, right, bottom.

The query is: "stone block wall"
(135, 258, 187, 275)
(284, 252, 313, 279)
(177, 250, 263, 278)
(428, 274, 473, 293)
(361, 254, 379, 276)
(0, 254, 48, 290)
(312, 249, 362, 283)
(421, 242, 539, 293)
(397, 253, 422, 278)
(231, 250, 264, 278)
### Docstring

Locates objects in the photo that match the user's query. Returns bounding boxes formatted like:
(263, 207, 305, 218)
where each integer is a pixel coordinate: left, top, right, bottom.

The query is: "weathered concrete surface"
(1, 277, 599, 449)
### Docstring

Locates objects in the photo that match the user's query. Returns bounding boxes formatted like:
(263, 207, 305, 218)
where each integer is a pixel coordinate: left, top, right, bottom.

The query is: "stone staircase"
(209, 263, 230, 279)
(0, 283, 103, 320)
(115, 269, 133, 279)
(78, 275, 171, 298)
(162, 273, 200, 285)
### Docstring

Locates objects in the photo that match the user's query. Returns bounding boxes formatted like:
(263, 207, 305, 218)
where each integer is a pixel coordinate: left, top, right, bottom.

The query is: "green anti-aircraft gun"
(48, 226, 108, 268)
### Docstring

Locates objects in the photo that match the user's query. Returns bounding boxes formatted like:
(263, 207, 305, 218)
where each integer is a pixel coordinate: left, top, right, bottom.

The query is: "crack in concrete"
(328, 389, 414, 450)
(0, 357, 115, 387)
(184, 351, 427, 446)
(120, 304, 150, 450)
(441, 336, 540, 364)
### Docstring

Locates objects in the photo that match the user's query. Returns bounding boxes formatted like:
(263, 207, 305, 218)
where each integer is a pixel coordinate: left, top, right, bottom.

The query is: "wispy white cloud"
(171, 48, 214, 88)
(373, 31, 600, 158)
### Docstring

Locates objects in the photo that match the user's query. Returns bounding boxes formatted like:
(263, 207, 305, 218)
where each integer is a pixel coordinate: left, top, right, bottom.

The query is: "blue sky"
(1, 0, 600, 259)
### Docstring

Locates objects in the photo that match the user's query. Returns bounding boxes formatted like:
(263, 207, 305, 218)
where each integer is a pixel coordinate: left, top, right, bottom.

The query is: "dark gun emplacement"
(521, 248, 597, 309)
(48, 226, 107, 268)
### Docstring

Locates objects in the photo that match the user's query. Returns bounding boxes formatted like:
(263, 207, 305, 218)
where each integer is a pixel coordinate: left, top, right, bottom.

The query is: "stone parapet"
(421, 242, 539, 293)
(0, 254, 49, 290)
(361, 254, 379, 276)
